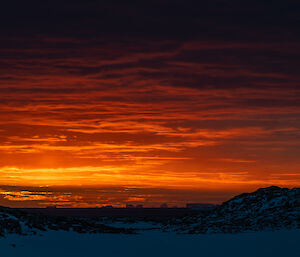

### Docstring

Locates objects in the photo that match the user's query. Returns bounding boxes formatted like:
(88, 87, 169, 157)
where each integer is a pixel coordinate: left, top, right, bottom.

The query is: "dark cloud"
(1, 0, 300, 41)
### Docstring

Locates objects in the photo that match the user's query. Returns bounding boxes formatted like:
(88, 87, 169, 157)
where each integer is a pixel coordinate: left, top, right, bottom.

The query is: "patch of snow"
(0, 229, 299, 257)
(103, 221, 161, 230)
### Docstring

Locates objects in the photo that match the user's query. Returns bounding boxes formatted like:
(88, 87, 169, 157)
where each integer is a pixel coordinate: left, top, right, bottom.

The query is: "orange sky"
(1, 1, 300, 207)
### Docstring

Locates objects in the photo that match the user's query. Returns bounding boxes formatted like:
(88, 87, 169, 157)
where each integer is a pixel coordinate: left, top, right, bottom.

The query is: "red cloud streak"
(0, 38, 299, 207)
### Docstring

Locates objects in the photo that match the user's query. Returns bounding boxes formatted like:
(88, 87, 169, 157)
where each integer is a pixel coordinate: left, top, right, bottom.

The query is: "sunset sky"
(0, 1, 300, 207)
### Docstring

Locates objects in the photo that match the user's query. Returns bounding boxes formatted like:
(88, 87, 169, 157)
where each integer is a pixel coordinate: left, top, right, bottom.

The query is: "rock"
(168, 186, 300, 234)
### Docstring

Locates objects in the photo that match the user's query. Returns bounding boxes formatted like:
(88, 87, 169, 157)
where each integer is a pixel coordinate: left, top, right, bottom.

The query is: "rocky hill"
(167, 186, 300, 234)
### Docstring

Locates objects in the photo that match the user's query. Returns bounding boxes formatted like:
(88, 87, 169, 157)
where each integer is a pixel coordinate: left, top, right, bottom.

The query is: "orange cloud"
(0, 38, 299, 207)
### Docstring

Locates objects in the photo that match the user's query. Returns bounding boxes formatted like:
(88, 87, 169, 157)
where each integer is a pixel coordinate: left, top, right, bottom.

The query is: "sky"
(0, 0, 300, 207)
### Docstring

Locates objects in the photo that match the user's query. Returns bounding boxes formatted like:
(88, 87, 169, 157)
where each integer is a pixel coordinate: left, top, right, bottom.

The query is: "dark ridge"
(167, 186, 300, 234)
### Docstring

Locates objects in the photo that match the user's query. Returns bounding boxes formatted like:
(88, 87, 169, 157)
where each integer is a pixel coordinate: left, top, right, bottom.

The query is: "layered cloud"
(0, 1, 299, 207)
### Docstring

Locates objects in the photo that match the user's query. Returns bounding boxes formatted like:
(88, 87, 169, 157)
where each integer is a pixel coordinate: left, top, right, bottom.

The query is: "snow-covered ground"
(1, 229, 299, 257)
(102, 220, 162, 229)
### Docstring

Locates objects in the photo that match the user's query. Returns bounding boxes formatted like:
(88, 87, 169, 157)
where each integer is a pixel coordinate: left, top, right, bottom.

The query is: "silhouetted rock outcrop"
(0, 206, 135, 237)
(167, 186, 300, 234)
